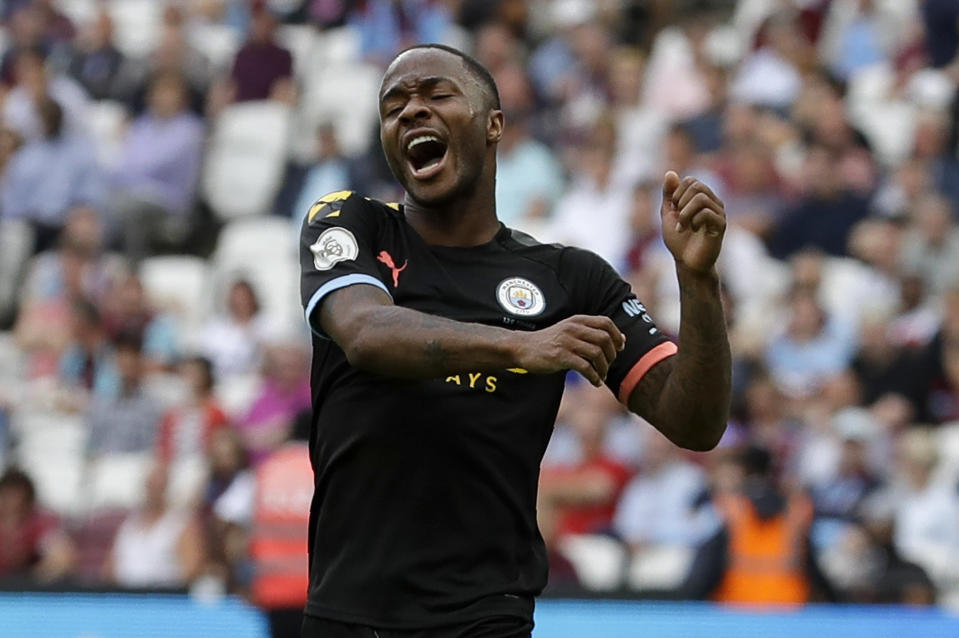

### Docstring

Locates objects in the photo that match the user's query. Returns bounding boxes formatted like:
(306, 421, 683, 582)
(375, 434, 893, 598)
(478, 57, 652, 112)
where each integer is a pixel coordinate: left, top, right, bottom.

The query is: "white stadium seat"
(212, 216, 300, 325)
(86, 100, 129, 169)
(292, 62, 380, 160)
(107, 0, 163, 59)
(87, 452, 153, 511)
(559, 534, 627, 591)
(189, 23, 241, 73)
(139, 255, 214, 335)
(202, 101, 293, 219)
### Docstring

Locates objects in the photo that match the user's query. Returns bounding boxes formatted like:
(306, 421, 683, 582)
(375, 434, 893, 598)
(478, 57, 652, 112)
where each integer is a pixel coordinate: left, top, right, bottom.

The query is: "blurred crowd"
(1, 0, 959, 616)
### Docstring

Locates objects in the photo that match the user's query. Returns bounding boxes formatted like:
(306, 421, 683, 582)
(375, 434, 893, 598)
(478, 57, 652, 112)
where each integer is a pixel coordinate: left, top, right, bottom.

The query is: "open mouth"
(405, 134, 448, 180)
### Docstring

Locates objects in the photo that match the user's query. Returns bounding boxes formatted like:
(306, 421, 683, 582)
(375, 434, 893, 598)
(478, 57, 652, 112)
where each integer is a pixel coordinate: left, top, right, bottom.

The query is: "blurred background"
(1, 0, 959, 636)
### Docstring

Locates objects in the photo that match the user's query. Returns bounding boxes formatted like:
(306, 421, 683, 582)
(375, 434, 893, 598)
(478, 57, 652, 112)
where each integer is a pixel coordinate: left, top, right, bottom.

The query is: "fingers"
(569, 315, 626, 351)
(563, 316, 627, 385)
(662, 170, 681, 203)
(686, 208, 726, 236)
(678, 196, 726, 235)
(674, 177, 720, 210)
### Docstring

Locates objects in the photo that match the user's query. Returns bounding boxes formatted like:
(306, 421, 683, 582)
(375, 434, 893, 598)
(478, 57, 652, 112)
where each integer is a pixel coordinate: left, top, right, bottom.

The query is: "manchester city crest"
(496, 277, 545, 317)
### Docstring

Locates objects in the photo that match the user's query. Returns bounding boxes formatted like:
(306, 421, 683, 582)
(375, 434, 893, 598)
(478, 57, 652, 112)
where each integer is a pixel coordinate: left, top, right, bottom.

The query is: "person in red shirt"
(157, 356, 229, 463)
(539, 383, 633, 541)
(0, 467, 74, 583)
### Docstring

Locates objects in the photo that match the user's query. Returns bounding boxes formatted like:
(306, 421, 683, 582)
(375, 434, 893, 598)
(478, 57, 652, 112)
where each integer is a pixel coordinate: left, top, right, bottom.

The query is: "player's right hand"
(515, 315, 625, 387)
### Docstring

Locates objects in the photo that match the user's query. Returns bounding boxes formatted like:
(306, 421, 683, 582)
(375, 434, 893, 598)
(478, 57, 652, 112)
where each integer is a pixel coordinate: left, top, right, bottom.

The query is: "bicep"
(318, 282, 394, 350)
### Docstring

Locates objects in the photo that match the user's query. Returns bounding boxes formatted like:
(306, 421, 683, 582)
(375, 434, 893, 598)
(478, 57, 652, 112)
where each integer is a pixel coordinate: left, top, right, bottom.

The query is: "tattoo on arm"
(628, 269, 731, 450)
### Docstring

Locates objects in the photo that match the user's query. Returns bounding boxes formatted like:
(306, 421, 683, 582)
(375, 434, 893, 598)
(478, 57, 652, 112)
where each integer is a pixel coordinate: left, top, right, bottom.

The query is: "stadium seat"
(293, 61, 380, 160)
(107, 0, 163, 59)
(627, 545, 694, 591)
(70, 508, 127, 584)
(201, 101, 293, 220)
(214, 373, 261, 420)
(0, 220, 34, 324)
(54, 0, 99, 25)
(310, 25, 362, 66)
(213, 216, 297, 265)
(559, 534, 627, 591)
(141, 371, 190, 409)
(86, 100, 129, 169)
(277, 23, 317, 80)
(139, 255, 214, 337)
(189, 23, 241, 74)
(87, 452, 153, 511)
(11, 408, 89, 515)
(934, 422, 959, 488)
(211, 216, 300, 325)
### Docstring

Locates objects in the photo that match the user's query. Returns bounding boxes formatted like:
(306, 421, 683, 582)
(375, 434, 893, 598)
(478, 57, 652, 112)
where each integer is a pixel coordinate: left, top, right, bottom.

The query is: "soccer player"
(298, 44, 730, 638)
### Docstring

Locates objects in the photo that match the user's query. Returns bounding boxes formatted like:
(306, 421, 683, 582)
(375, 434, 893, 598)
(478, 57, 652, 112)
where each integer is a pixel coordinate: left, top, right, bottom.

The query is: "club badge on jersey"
(496, 277, 546, 317)
(311, 227, 359, 270)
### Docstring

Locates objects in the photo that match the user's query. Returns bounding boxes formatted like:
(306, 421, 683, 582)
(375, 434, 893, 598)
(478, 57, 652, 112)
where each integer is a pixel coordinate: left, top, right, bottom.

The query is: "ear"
(487, 109, 504, 144)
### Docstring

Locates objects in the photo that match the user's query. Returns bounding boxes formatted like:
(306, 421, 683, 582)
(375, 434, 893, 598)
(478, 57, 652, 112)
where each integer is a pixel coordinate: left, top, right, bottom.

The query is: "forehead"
(380, 49, 472, 99)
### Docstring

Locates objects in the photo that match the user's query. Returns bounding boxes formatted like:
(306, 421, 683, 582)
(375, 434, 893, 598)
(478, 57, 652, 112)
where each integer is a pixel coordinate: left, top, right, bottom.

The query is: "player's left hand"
(660, 171, 726, 275)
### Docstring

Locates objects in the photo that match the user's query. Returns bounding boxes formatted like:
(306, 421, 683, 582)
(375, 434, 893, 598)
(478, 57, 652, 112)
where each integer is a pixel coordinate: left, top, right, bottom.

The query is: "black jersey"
(298, 191, 676, 629)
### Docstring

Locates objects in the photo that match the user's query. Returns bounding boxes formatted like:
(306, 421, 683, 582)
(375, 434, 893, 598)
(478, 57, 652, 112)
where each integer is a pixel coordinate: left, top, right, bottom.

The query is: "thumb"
(662, 170, 680, 209)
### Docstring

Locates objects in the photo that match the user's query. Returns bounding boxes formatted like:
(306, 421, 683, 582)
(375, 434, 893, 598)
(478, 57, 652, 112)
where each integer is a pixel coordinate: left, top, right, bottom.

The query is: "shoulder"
(302, 190, 399, 227)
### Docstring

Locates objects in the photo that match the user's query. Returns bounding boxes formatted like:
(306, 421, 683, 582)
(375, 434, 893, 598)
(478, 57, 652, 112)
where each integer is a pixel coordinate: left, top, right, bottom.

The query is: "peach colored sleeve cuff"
(617, 341, 678, 404)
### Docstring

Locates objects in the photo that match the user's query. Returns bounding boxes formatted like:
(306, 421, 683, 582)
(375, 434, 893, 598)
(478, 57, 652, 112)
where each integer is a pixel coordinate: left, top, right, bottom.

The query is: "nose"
(398, 95, 430, 124)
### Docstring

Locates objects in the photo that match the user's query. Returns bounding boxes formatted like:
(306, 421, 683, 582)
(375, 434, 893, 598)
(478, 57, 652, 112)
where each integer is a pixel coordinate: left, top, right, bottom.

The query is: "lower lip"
(408, 149, 449, 181)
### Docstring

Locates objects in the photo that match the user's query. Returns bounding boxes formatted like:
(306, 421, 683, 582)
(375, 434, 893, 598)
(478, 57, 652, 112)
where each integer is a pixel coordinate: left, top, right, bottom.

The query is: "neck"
(402, 165, 500, 247)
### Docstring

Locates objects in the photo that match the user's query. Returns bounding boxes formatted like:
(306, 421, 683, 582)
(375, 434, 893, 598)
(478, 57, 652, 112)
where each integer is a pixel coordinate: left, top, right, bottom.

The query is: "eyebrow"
(380, 76, 456, 104)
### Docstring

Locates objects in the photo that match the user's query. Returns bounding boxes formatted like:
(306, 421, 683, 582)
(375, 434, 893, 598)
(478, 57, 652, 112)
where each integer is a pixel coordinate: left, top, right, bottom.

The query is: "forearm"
(322, 286, 520, 378)
(636, 266, 730, 450)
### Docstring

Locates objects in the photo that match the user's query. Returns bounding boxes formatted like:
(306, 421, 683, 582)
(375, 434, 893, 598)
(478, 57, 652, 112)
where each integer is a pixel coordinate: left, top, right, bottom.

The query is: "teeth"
(407, 135, 440, 151)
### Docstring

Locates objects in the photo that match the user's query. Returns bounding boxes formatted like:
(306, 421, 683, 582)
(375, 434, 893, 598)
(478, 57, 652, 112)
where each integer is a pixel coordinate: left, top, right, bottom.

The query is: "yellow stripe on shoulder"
(307, 190, 354, 222)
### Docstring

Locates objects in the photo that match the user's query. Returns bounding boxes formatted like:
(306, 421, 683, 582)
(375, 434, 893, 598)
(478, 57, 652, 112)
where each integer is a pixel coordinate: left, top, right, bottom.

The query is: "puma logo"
(376, 250, 408, 287)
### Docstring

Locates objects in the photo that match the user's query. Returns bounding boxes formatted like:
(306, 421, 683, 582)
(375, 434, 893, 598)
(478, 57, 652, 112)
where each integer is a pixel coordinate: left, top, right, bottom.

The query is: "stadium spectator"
(156, 356, 229, 464)
(110, 71, 205, 263)
(889, 429, 959, 590)
(101, 273, 179, 372)
(765, 286, 858, 398)
(348, 0, 456, 67)
(3, 46, 90, 142)
(0, 97, 103, 252)
(494, 101, 565, 232)
(105, 463, 205, 588)
(85, 330, 163, 456)
(0, 467, 74, 583)
(16, 205, 124, 308)
(115, 5, 210, 115)
(291, 124, 352, 232)
(201, 428, 255, 594)
(234, 337, 310, 465)
(539, 385, 633, 543)
(613, 426, 711, 549)
(250, 411, 312, 638)
(198, 279, 277, 380)
(681, 445, 827, 604)
(60, 8, 125, 101)
(899, 193, 959, 296)
(225, 2, 293, 104)
(57, 297, 114, 400)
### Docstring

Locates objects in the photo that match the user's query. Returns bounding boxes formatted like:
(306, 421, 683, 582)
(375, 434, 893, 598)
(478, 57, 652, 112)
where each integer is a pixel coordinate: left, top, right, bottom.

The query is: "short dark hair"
(0, 467, 36, 507)
(395, 43, 501, 110)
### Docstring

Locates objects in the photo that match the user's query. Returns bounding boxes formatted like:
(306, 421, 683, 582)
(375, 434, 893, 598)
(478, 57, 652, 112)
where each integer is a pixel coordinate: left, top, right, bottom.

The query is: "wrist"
(501, 329, 529, 369)
(675, 263, 720, 286)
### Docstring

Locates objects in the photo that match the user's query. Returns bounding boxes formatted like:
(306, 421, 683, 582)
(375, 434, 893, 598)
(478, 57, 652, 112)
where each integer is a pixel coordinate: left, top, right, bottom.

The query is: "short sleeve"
(560, 247, 677, 404)
(299, 191, 392, 337)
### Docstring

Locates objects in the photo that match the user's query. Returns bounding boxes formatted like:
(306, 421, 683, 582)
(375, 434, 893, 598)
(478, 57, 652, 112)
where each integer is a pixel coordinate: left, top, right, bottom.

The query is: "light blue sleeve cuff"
(304, 273, 392, 338)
